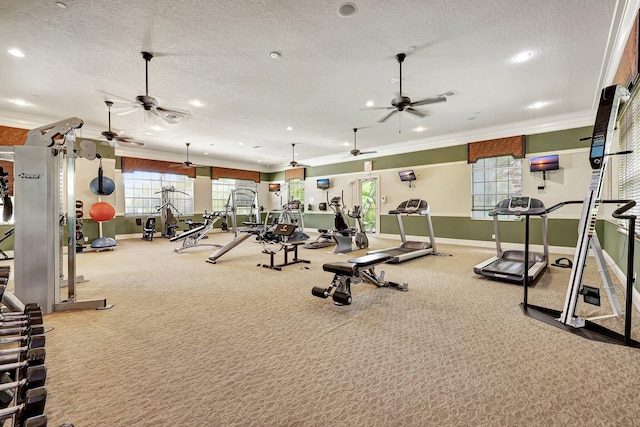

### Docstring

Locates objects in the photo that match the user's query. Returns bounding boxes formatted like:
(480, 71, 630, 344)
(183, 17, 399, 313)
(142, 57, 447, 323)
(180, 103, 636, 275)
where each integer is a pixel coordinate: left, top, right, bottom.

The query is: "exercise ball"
(89, 202, 115, 223)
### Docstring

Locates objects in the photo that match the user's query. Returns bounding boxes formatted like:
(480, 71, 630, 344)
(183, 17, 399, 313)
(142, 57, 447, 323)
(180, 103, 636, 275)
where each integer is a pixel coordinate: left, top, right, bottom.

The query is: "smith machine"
(8, 118, 111, 314)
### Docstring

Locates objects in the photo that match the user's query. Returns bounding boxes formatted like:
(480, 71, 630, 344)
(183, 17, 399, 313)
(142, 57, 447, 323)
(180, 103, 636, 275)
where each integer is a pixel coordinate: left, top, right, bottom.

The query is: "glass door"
(358, 177, 378, 234)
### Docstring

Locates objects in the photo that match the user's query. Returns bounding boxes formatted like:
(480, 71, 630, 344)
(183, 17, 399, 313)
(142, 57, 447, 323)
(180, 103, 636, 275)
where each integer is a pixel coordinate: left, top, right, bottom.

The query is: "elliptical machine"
(333, 204, 368, 253)
(303, 194, 368, 253)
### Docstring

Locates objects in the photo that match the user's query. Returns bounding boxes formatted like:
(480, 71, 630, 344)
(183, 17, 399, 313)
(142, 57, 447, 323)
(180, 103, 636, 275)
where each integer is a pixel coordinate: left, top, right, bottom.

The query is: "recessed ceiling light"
(238, 142, 244, 146)
(512, 50, 535, 63)
(286, 126, 293, 131)
(144, 132, 154, 136)
(8, 48, 25, 58)
(337, 2, 358, 17)
(56, 2, 68, 8)
(414, 126, 426, 132)
(342, 142, 350, 146)
(189, 100, 204, 107)
(10, 99, 29, 106)
(204, 152, 209, 155)
(528, 101, 547, 109)
(365, 101, 374, 107)
(150, 125, 163, 131)
(269, 51, 281, 59)
(390, 77, 399, 84)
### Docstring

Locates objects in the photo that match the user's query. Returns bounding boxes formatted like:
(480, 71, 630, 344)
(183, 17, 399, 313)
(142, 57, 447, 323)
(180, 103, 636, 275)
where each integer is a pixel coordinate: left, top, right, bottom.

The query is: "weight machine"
(224, 189, 260, 237)
(10, 118, 111, 313)
(155, 186, 186, 238)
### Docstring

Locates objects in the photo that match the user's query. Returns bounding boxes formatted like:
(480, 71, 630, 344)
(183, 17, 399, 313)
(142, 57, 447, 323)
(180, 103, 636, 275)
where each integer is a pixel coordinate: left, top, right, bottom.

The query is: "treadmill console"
(392, 199, 428, 214)
(508, 196, 531, 212)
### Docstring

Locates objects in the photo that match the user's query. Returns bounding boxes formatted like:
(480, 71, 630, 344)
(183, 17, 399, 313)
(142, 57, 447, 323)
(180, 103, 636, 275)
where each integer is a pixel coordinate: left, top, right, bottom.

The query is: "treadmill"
(368, 198, 437, 263)
(473, 196, 548, 284)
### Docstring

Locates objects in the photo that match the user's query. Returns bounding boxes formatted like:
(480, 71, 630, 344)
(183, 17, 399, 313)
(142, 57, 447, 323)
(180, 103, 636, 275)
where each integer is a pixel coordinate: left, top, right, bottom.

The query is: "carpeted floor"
(6, 232, 640, 426)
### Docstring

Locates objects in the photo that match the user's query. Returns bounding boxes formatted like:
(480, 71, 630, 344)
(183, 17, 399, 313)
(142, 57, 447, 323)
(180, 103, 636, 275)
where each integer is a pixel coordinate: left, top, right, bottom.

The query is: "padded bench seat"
(323, 253, 392, 275)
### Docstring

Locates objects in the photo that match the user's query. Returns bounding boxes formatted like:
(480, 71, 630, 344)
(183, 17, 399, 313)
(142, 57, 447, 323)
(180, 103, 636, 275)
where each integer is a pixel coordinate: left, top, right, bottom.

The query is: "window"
(617, 88, 640, 236)
(123, 171, 194, 216)
(471, 155, 522, 218)
(288, 178, 304, 204)
(212, 178, 258, 214)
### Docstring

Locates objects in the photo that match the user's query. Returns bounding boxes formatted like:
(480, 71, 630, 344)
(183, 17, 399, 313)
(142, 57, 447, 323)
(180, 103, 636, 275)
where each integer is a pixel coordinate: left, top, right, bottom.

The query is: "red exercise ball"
(89, 202, 115, 223)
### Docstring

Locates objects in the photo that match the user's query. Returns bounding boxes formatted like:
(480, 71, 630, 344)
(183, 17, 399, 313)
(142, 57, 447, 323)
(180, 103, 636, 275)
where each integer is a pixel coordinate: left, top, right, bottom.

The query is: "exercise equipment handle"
(611, 200, 636, 220)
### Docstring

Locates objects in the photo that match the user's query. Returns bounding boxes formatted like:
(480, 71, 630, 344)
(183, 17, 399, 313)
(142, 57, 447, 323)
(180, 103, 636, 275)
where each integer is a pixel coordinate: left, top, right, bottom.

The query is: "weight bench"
(170, 211, 223, 253)
(260, 223, 310, 271)
(312, 253, 407, 305)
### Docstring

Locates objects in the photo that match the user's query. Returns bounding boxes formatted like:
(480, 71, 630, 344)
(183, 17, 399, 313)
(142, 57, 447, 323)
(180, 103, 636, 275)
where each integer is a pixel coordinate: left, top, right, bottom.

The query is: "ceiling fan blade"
(154, 106, 192, 125)
(359, 150, 377, 155)
(411, 96, 447, 107)
(405, 107, 427, 118)
(378, 110, 397, 123)
(115, 107, 140, 116)
(115, 137, 144, 147)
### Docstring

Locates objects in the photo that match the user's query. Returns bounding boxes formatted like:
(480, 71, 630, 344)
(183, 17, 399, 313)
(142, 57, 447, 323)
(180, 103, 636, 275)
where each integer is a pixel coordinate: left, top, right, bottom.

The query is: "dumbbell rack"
(0, 267, 49, 426)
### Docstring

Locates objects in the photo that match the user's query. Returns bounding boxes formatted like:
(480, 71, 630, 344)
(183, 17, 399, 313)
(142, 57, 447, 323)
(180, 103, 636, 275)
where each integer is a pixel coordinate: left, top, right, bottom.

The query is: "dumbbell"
(0, 348, 46, 368)
(0, 334, 46, 353)
(0, 364, 47, 409)
(0, 386, 47, 427)
(0, 305, 42, 323)
(0, 312, 43, 329)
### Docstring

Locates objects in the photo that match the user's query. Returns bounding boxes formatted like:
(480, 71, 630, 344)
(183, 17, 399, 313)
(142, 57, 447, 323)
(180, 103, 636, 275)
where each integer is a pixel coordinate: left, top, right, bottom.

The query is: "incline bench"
(312, 253, 407, 305)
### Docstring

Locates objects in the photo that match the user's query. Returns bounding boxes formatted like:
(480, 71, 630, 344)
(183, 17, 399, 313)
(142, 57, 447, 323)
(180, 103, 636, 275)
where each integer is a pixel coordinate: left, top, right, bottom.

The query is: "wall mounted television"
(316, 178, 330, 190)
(530, 154, 559, 172)
(268, 183, 281, 192)
(398, 170, 417, 182)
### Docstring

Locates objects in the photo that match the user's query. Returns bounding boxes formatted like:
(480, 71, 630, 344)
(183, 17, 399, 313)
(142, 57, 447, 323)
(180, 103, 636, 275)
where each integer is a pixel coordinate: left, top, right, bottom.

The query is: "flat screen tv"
(398, 170, 417, 182)
(530, 154, 559, 172)
(316, 178, 330, 190)
(268, 183, 281, 192)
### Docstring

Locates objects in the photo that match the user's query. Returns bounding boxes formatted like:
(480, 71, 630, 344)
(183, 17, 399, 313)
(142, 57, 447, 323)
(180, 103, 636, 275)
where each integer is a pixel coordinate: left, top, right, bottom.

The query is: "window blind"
(617, 87, 640, 237)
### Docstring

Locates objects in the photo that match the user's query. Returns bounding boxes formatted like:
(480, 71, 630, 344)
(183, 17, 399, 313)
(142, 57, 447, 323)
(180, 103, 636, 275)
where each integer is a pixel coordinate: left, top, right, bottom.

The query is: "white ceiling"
(0, 0, 638, 171)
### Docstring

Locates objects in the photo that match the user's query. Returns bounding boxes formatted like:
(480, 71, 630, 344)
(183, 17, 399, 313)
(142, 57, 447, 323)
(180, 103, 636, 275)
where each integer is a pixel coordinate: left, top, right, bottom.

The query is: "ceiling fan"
(170, 143, 207, 169)
(347, 128, 376, 157)
(100, 100, 144, 147)
(376, 53, 448, 124)
(288, 143, 310, 168)
(119, 52, 192, 125)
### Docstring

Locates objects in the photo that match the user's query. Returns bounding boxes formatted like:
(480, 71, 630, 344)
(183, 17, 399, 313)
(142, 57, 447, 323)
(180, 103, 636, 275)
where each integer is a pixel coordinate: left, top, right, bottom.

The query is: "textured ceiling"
(0, 0, 638, 171)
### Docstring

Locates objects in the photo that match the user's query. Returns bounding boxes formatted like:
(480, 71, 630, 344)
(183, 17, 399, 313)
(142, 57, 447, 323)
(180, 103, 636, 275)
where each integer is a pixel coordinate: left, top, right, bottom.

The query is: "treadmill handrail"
(544, 199, 635, 215)
(611, 199, 636, 220)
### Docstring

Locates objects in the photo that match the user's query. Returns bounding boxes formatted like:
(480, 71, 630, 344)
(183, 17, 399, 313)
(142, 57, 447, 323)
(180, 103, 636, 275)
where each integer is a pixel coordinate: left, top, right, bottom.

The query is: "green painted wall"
(305, 144, 468, 178)
(602, 220, 640, 291)
(303, 213, 584, 248)
(526, 126, 593, 153)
